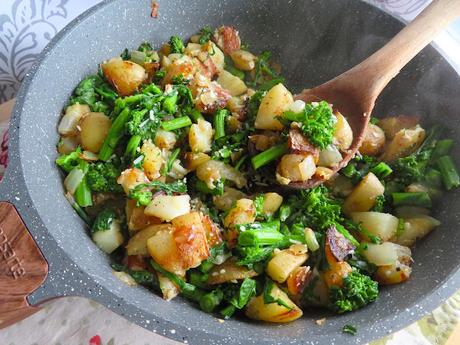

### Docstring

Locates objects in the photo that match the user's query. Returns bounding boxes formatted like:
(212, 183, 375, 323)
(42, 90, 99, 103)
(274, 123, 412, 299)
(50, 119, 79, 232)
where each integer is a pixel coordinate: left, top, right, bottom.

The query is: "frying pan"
(1, 0, 459, 344)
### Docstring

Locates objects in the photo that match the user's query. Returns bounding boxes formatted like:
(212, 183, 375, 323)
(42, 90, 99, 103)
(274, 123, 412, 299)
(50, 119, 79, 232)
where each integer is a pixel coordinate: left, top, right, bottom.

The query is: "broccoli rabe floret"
(169, 35, 185, 54)
(328, 271, 379, 313)
(56, 147, 82, 173)
(69, 74, 117, 113)
(282, 101, 335, 150)
(86, 161, 123, 193)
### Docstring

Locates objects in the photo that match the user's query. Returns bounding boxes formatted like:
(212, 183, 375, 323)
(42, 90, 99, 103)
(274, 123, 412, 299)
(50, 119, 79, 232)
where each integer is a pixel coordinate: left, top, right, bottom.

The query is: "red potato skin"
(288, 129, 320, 158)
(213, 26, 241, 55)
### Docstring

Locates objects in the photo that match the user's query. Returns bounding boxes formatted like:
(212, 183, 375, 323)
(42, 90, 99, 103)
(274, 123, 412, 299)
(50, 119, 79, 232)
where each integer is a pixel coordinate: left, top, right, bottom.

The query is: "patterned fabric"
(1, 1, 460, 345)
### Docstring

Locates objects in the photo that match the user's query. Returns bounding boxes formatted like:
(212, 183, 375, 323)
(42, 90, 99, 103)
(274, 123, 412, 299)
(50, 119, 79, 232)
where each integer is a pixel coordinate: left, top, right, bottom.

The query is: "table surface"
(1, 1, 460, 344)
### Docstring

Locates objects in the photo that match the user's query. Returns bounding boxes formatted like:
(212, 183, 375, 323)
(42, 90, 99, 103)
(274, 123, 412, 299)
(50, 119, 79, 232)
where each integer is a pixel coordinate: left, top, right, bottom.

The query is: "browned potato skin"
(245, 285, 303, 323)
(125, 199, 162, 232)
(172, 212, 210, 270)
(126, 223, 173, 256)
(102, 58, 147, 96)
(79, 112, 112, 153)
(378, 115, 419, 139)
(207, 258, 258, 284)
(374, 263, 412, 285)
(359, 123, 386, 156)
(380, 126, 425, 162)
(323, 243, 353, 288)
(286, 266, 311, 297)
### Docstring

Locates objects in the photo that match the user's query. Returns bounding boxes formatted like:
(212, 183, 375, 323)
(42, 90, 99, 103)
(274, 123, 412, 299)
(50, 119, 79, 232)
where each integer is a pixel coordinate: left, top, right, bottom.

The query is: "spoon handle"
(350, 0, 460, 99)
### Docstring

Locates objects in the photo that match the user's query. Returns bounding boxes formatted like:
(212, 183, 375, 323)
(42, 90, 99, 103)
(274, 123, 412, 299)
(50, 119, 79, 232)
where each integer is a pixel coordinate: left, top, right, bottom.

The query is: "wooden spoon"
(289, 0, 460, 190)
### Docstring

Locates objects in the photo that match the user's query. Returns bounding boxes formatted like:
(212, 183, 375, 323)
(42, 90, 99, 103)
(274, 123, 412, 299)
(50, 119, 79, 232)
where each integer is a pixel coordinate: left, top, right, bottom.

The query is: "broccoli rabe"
(56, 147, 82, 173)
(169, 35, 185, 54)
(69, 74, 117, 114)
(86, 161, 123, 193)
(328, 270, 379, 313)
(220, 278, 257, 318)
(129, 179, 188, 206)
(198, 26, 213, 45)
(92, 208, 117, 233)
(282, 101, 335, 150)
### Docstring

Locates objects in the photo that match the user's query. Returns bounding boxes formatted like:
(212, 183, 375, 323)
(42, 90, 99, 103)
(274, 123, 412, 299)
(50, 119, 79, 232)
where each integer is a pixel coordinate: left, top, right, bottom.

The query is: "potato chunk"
(277, 154, 316, 182)
(255, 83, 293, 130)
(207, 258, 257, 284)
(79, 112, 112, 153)
(141, 141, 164, 180)
(196, 159, 246, 189)
(343, 172, 384, 215)
(380, 125, 425, 162)
(102, 57, 146, 96)
(266, 244, 308, 283)
(125, 199, 161, 232)
(223, 198, 256, 229)
(262, 193, 283, 215)
(117, 168, 149, 195)
(395, 215, 440, 247)
(359, 123, 386, 156)
(245, 284, 303, 323)
(144, 194, 191, 222)
(217, 70, 247, 96)
(172, 212, 210, 270)
(189, 119, 214, 153)
(351, 212, 399, 242)
(378, 115, 419, 139)
(333, 112, 353, 151)
(58, 104, 90, 136)
(126, 223, 173, 256)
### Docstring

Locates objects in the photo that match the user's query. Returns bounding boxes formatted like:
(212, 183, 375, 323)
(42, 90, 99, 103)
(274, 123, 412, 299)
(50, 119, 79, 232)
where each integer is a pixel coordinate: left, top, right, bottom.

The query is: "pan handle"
(0, 201, 48, 329)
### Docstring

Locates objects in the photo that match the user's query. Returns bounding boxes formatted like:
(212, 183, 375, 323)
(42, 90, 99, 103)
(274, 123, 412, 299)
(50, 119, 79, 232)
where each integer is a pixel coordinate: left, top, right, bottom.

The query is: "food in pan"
(55, 26, 460, 323)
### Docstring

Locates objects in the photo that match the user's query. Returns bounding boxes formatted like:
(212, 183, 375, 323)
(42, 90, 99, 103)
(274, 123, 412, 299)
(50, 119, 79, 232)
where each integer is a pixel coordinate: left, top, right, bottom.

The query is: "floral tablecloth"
(1, 1, 460, 345)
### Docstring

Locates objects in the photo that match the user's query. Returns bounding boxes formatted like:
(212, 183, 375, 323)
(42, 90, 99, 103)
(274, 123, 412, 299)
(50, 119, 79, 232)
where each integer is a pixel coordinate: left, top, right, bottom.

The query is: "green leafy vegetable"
(328, 271, 379, 313)
(56, 147, 82, 173)
(282, 101, 335, 149)
(169, 35, 185, 54)
(86, 161, 123, 193)
(343, 324, 358, 335)
(92, 209, 117, 233)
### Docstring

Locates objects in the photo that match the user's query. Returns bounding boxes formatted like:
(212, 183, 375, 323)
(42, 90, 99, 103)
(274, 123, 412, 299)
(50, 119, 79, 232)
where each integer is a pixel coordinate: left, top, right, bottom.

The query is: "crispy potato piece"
(213, 187, 247, 211)
(359, 123, 386, 156)
(141, 141, 164, 180)
(144, 194, 191, 222)
(125, 199, 162, 232)
(79, 112, 112, 153)
(172, 212, 210, 270)
(158, 273, 180, 301)
(213, 26, 241, 55)
(223, 198, 256, 229)
(255, 83, 293, 130)
(394, 215, 440, 247)
(378, 115, 419, 139)
(380, 125, 425, 162)
(184, 152, 211, 171)
(266, 244, 308, 283)
(333, 112, 353, 151)
(126, 223, 173, 256)
(207, 258, 258, 284)
(147, 229, 184, 275)
(322, 243, 353, 288)
(217, 70, 247, 96)
(201, 214, 223, 247)
(262, 193, 283, 215)
(189, 119, 214, 153)
(117, 168, 149, 195)
(351, 212, 399, 242)
(343, 172, 384, 215)
(102, 57, 146, 96)
(230, 49, 257, 71)
(245, 284, 303, 323)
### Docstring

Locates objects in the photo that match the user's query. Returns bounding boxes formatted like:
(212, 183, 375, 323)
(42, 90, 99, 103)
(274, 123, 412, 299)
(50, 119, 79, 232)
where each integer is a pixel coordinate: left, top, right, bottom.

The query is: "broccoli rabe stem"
(237, 229, 285, 247)
(251, 143, 288, 170)
(161, 116, 192, 131)
(99, 107, 131, 161)
(235, 220, 281, 233)
(74, 176, 93, 207)
(392, 192, 432, 208)
(125, 135, 142, 158)
(162, 92, 178, 114)
(189, 108, 204, 122)
(199, 290, 223, 313)
(370, 162, 393, 179)
(214, 109, 229, 140)
(431, 139, 453, 160)
(425, 168, 442, 188)
(437, 155, 460, 190)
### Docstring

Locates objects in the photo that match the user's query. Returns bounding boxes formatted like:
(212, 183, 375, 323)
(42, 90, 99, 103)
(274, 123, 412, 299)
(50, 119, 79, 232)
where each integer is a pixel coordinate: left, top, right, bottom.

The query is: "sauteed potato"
(56, 26, 459, 324)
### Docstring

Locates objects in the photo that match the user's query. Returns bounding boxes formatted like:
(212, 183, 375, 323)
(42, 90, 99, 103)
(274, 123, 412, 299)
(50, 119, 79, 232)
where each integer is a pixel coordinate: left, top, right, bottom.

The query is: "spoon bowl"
(288, 0, 460, 190)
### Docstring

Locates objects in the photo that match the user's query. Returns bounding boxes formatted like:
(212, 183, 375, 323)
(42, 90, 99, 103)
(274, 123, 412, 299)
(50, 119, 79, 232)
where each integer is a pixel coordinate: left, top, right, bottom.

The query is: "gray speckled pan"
(0, 0, 459, 344)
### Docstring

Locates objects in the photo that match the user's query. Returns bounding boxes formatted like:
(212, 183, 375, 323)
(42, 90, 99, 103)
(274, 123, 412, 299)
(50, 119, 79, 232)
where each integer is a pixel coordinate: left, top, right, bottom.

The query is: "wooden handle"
(347, 0, 460, 99)
(0, 202, 48, 329)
